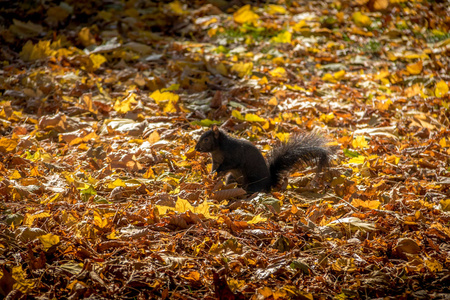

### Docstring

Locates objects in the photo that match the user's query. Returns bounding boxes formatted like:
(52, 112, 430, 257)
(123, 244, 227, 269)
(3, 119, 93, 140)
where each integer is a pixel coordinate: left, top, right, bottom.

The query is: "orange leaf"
(351, 199, 381, 209)
(0, 137, 18, 153)
(406, 60, 423, 75)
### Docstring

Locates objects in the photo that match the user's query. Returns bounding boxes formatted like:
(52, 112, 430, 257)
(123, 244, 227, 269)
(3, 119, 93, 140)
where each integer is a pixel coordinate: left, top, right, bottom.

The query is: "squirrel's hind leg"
(225, 169, 245, 186)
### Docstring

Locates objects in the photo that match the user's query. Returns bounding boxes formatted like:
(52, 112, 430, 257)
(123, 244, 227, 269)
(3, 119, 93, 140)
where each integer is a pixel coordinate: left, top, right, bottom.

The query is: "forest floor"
(0, 0, 449, 299)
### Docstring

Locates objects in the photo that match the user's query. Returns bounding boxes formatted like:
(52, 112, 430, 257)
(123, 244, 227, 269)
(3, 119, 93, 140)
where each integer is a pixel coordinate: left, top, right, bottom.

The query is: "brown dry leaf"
(59, 129, 98, 146)
(395, 238, 421, 255)
(38, 113, 67, 131)
(10, 19, 44, 37)
(0, 266, 16, 297)
(212, 188, 247, 201)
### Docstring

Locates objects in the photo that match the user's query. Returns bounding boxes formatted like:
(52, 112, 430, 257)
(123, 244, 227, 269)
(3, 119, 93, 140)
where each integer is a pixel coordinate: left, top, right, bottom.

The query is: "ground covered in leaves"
(1, 0, 450, 299)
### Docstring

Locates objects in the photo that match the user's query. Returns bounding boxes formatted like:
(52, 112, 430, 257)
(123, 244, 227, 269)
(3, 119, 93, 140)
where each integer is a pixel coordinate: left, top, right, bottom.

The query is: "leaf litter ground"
(0, 0, 449, 299)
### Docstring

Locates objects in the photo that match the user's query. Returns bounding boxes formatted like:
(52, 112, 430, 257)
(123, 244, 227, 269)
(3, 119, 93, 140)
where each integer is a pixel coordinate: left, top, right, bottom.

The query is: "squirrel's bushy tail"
(268, 133, 332, 188)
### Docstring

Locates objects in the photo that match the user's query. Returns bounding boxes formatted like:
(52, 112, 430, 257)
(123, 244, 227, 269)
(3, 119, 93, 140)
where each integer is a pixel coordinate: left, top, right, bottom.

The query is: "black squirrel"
(195, 125, 333, 193)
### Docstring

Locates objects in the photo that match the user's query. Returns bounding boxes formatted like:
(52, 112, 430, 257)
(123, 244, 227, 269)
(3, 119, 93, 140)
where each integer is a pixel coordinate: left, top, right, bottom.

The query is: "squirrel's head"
(195, 125, 220, 153)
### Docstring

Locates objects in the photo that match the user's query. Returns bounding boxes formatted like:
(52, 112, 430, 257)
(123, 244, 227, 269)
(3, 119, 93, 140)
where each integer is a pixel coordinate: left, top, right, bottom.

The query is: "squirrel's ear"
(212, 125, 220, 138)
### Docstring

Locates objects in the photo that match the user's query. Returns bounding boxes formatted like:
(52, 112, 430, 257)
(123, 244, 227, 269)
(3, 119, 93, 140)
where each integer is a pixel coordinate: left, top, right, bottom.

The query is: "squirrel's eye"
(204, 137, 209, 142)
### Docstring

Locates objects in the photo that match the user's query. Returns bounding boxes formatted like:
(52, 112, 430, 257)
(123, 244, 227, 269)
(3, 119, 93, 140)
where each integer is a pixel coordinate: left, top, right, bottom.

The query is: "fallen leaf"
(39, 233, 60, 251)
(435, 80, 449, 97)
(230, 62, 253, 78)
(352, 12, 372, 27)
(395, 238, 420, 255)
(406, 60, 423, 75)
(233, 5, 259, 24)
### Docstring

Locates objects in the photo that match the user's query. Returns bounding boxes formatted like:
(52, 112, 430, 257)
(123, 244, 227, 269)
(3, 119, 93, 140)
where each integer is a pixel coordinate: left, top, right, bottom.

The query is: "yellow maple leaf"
(167, 1, 187, 15)
(258, 286, 273, 297)
(424, 257, 443, 272)
(107, 231, 118, 240)
(24, 211, 51, 226)
(107, 178, 126, 189)
(269, 67, 286, 77)
(39, 233, 60, 251)
(233, 5, 259, 24)
(208, 27, 218, 37)
(10, 170, 21, 180)
(406, 60, 423, 75)
(268, 97, 278, 105)
(292, 20, 307, 32)
(163, 100, 177, 113)
(12, 266, 35, 293)
(352, 136, 368, 149)
(405, 83, 422, 97)
(93, 210, 108, 228)
(348, 155, 366, 165)
(245, 113, 266, 123)
(0, 137, 18, 153)
(266, 4, 286, 14)
(80, 93, 98, 114)
(375, 68, 390, 80)
(20, 40, 54, 61)
(286, 84, 305, 91)
(156, 198, 216, 219)
(190, 200, 210, 217)
(386, 155, 400, 165)
(232, 110, 244, 120)
(276, 132, 290, 142)
(228, 278, 247, 292)
(247, 213, 267, 224)
(320, 112, 335, 123)
(440, 199, 450, 212)
(332, 258, 357, 272)
(258, 76, 269, 85)
(175, 198, 197, 214)
(352, 12, 372, 27)
(435, 80, 449, 97)
(114, 92, 138, 114)
(151, 90, 179, 103)
(376, 99, 393, 111)
(272, 57, 285, 65)
(230, 62, 253, 78)
(322, 73, 335, 82)
(333, 69, 346, 80)
(271, 31, 291, 43)
(89, 54, 107, 71)
(402, 52, 428, 60)
(386, 51, 397, 61)
(143, 167, 155, 179)
(29, 165, 41, 176)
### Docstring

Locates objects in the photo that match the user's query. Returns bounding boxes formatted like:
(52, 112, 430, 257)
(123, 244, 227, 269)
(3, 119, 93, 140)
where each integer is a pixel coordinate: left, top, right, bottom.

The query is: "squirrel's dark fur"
(195, 125, 333, 193)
